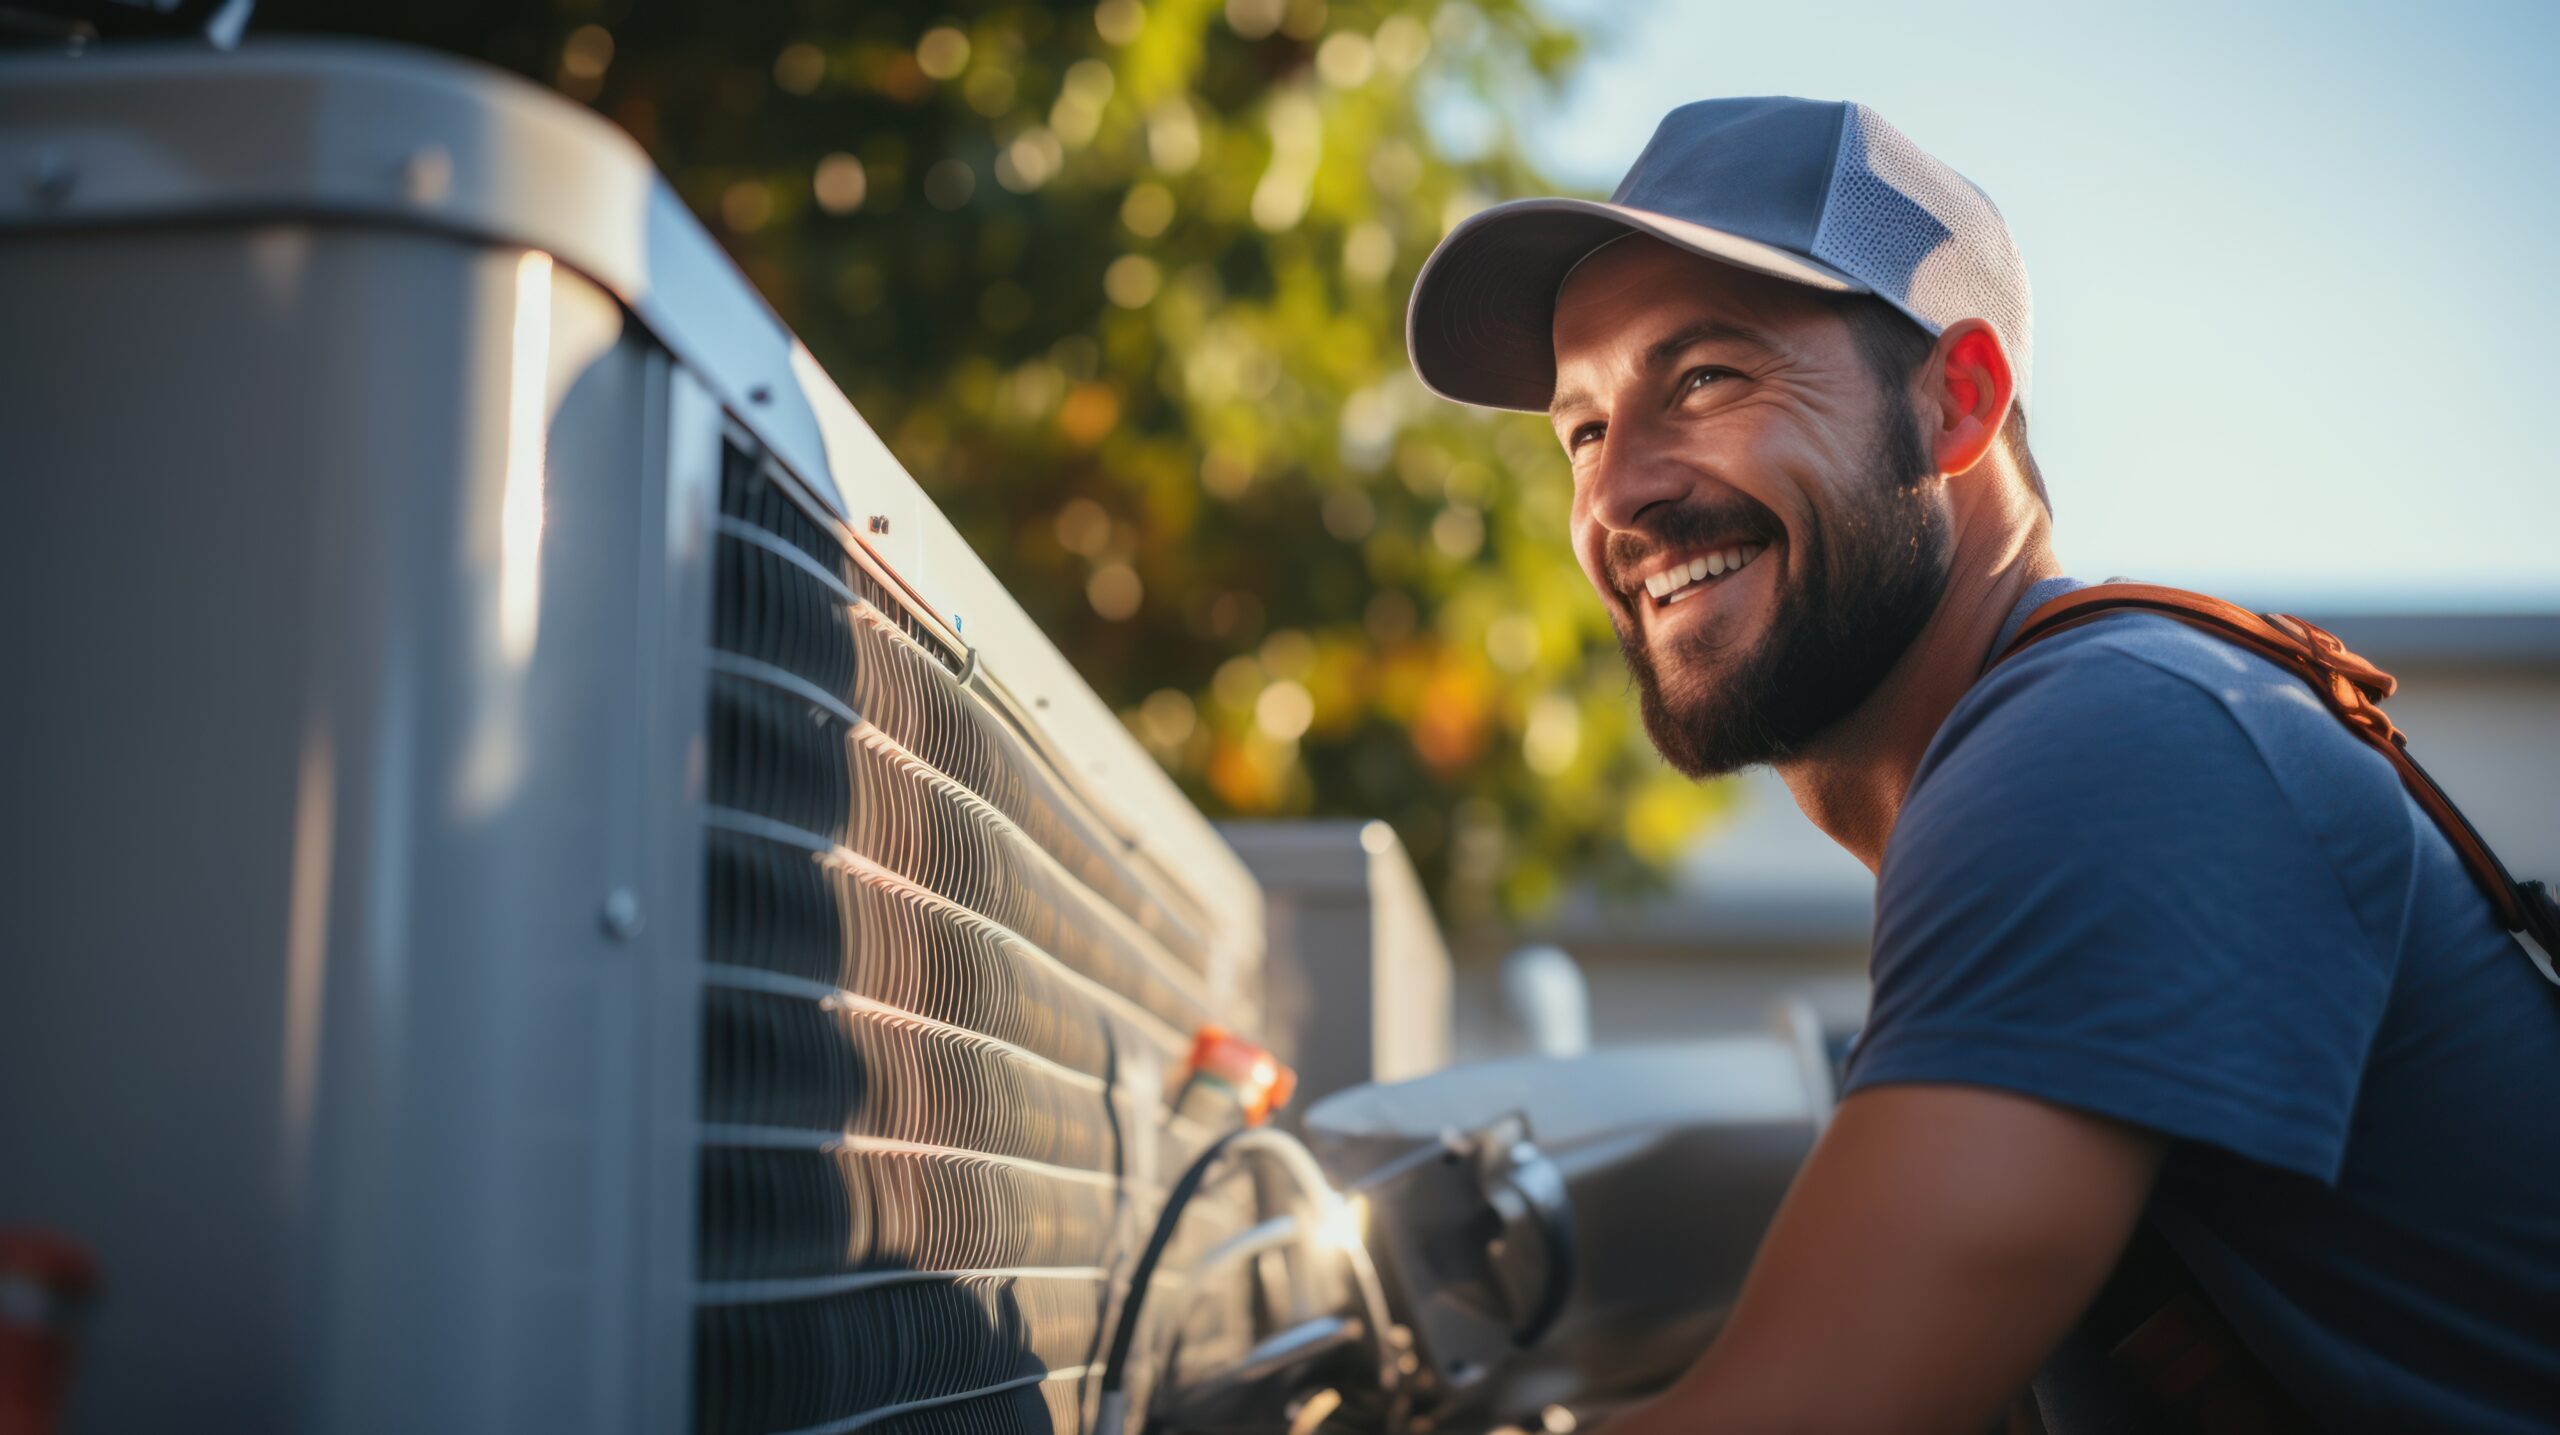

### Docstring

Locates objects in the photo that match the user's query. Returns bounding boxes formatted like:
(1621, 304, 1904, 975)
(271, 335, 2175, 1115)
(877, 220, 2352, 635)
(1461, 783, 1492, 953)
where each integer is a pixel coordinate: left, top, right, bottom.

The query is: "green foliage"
(264, 0, 1726, 926)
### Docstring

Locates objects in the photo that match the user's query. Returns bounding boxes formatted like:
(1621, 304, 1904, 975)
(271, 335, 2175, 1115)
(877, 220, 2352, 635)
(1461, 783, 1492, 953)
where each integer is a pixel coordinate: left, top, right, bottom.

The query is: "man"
(1405, 98, 2560, 1432)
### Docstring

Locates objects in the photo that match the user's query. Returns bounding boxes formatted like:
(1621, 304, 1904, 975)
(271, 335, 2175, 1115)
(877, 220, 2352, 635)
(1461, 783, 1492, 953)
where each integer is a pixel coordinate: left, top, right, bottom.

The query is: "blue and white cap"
(1407, 97, 2032, 413)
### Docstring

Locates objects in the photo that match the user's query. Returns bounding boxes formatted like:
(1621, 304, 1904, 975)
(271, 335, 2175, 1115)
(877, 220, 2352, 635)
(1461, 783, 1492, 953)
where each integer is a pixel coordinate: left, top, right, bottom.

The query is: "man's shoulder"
(1861, 606, 2416, 1185)
(1920, 609, 2317, 794)
(2002, 605, 2313, 701)
(1891, 603, 2415, 894)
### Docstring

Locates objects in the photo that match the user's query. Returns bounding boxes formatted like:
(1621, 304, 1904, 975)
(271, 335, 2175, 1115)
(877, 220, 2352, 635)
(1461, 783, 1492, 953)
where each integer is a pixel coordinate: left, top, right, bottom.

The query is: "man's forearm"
(1595, 1084, 2161, 1434)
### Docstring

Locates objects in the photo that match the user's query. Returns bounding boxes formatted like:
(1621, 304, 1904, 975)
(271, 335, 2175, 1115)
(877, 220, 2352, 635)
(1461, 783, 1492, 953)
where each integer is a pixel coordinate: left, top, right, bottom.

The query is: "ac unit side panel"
(0, 225, 701, 1434)
(1, 223, 342, 1435)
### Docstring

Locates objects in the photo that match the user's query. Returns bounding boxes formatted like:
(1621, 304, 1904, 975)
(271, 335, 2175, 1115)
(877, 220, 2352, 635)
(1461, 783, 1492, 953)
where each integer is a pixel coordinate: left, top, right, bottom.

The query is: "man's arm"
(1605, 1083, 2163, 1435)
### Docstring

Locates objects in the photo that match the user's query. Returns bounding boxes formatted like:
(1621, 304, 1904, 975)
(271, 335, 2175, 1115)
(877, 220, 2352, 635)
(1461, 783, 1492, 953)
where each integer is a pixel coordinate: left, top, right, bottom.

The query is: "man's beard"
(1614, 404, 1952, 778)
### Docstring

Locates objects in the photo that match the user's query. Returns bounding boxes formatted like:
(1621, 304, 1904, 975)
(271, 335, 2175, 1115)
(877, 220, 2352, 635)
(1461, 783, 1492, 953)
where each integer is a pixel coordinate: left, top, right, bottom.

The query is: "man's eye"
(1568, 421, 1605, 454)
(1680, 366, 1732, 395)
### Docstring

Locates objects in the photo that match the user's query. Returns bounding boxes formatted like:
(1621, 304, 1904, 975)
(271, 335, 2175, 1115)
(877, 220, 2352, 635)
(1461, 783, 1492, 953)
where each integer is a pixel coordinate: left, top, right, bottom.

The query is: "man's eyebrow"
(1645, 319, 1778, 369)
(1548, 321, 1778, 418)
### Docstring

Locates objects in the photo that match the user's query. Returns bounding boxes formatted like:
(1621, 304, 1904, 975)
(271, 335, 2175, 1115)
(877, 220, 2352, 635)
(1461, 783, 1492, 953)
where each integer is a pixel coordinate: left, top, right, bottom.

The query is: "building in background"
(1227, 820, 1452, 1108)
(1455, 608, 2560, 1059)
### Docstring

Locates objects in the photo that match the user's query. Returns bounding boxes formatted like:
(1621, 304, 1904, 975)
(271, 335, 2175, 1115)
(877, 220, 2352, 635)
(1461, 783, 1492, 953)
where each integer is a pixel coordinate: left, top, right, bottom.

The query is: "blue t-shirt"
(1843, 578, 2560, 1433)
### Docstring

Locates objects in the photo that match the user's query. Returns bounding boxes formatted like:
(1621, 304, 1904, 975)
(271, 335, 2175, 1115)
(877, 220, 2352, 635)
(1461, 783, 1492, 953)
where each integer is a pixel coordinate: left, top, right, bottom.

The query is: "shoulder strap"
(1992, 582, 2560, 978)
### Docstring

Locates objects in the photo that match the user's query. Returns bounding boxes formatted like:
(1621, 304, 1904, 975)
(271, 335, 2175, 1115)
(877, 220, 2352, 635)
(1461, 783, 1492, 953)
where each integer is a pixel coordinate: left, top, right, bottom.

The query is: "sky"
(1485, 0, 2559, 611)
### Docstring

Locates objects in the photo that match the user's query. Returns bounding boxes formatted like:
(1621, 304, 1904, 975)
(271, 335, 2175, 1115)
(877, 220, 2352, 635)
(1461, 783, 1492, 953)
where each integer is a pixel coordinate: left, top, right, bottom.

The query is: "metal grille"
(697, 439, 1257, 1435)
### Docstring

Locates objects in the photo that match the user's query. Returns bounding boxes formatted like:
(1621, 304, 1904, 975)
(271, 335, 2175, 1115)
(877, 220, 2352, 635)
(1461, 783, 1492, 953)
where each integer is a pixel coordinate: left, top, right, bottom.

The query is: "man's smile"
(1633, 538, 1769, 603)
(1616, 537, 1777, 644)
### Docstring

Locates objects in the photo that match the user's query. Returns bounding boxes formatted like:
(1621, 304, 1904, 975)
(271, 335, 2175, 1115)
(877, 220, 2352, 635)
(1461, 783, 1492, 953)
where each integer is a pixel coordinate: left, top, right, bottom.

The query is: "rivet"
(601, 889, 644, 940)
(747, 384, 773, 405)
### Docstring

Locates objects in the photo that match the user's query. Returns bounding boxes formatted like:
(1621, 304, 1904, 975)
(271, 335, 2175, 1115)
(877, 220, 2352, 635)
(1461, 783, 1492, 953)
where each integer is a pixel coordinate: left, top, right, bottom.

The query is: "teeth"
(1639, 541, 1772, 605)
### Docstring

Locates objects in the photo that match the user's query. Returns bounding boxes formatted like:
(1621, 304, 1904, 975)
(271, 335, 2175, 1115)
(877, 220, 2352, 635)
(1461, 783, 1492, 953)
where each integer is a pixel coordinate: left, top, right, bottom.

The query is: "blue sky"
(1495, 0, 2558, 610)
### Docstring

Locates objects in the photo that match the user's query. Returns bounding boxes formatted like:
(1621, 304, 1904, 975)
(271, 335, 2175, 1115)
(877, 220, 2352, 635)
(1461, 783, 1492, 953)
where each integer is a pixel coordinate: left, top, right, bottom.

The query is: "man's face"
(1548, 237, 1953, 776)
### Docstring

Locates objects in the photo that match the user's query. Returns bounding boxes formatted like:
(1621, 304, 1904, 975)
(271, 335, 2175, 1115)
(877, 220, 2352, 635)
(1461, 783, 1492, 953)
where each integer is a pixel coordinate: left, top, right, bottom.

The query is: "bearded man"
(1404, 98, 2560, 1432)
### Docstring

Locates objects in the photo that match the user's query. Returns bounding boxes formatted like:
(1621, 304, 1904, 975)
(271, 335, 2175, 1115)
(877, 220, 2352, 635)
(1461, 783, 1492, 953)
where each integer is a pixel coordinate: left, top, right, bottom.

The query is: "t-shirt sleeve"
(1843, 636, 2397, 1183)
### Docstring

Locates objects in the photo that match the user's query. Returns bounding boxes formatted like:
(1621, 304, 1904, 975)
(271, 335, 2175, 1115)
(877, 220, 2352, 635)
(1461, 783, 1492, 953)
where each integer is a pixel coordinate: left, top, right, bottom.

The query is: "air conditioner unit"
(0, 41, 1276, 1435)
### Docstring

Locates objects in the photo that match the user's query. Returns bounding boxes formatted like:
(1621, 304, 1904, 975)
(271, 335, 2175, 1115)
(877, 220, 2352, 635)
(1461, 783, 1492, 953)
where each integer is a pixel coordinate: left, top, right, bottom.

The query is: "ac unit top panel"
(0, 40, 1263, 991)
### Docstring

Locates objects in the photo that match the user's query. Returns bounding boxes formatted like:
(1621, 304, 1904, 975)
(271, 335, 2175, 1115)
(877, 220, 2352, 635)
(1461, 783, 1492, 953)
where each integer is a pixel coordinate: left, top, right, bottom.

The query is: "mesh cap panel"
(1811, 105, 2034, 409)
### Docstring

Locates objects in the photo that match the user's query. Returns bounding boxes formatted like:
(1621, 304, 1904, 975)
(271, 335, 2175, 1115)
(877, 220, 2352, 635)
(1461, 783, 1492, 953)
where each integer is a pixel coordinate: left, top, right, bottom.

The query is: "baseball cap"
(1406, 97, 2032, 414)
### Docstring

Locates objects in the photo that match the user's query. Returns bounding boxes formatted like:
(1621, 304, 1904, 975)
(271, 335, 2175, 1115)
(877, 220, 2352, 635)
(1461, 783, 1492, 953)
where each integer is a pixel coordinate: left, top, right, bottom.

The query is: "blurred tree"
(261, 0, 1725, 926)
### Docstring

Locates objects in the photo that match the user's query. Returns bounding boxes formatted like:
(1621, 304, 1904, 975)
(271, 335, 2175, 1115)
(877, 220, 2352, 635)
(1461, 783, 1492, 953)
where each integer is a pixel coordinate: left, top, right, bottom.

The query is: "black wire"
(1098, 1124, 1249, 1397)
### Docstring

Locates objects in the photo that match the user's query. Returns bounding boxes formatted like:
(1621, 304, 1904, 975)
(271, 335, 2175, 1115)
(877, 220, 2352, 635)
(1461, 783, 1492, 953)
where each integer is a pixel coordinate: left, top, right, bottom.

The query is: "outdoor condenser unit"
(0, 42, 1276, 1434)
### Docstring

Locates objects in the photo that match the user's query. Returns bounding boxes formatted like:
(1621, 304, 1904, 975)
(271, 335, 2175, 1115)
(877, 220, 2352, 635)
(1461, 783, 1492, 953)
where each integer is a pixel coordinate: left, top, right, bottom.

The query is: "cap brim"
(1405, 198, 1867, 413)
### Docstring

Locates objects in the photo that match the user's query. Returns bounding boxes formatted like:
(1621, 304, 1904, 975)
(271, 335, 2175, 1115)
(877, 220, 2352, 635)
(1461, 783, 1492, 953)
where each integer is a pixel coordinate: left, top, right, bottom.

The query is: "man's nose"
(1583, 416, 1696, 534)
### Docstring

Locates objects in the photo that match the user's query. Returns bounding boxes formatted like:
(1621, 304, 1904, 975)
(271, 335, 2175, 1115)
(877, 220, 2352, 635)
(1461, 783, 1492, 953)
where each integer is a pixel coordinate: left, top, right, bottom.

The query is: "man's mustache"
(1602, 494, 1782, 594)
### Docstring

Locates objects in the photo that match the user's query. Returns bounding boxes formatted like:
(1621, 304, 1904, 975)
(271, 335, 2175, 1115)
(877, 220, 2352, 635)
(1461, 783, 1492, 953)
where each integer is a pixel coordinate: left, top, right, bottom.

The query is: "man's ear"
(1925, 318, 2016, 478)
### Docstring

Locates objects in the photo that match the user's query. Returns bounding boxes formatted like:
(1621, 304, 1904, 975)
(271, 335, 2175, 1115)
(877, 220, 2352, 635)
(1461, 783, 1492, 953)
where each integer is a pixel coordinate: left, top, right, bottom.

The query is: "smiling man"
(1405, 99, 2560, 1432)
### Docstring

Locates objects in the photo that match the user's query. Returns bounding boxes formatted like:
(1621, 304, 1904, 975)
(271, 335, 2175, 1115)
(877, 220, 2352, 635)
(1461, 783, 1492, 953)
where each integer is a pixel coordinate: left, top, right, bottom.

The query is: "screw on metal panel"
(25, 150, 74, 206)
(867, 514, 890, 534)
(397, 145, 453, 205)
(600, 889, 644, 940)
(747, 384, 773, 405)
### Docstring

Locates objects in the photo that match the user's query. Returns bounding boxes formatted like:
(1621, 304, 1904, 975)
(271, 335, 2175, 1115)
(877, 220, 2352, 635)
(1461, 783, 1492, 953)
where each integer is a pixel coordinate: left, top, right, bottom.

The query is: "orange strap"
(2110, 1291, 2316, 1434)
(1991, 583, 2549, 944)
